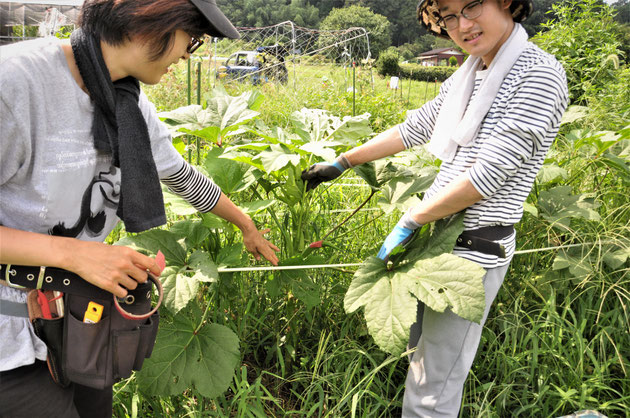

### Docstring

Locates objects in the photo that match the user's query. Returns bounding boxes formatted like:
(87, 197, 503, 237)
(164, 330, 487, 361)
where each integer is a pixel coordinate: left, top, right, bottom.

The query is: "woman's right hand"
(66, 240, 162, 298)
(0, 226, 160, 298)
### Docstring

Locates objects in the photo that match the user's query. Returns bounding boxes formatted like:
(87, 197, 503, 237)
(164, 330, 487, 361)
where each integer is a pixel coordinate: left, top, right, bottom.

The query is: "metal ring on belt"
(113, 274, 163, 321)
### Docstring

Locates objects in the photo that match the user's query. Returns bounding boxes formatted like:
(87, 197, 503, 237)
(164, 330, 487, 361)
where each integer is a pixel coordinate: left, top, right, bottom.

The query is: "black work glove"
(301, 155, 352, 191)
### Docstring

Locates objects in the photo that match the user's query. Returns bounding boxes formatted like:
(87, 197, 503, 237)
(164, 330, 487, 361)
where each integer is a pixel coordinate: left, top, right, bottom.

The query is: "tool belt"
(1, 264, 162, 389)
(455, 225, 514, 258)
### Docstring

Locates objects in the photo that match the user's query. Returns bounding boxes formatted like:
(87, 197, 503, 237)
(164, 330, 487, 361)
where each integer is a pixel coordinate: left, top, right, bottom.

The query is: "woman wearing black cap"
(0, 1, 277, 416)
(301, 0, 568, 415)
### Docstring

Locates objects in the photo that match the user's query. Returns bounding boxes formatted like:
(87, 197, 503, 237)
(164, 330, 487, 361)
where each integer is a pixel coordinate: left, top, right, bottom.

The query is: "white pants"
(402, 263, 510, 418)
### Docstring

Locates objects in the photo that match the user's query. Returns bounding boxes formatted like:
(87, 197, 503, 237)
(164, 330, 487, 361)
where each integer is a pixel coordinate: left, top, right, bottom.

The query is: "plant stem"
(194, 300, 213, 335)
(322, 189, 377, 241)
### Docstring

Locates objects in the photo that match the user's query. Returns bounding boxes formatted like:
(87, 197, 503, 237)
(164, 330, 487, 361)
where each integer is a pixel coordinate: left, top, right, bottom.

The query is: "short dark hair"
(78, 0, 207, 60)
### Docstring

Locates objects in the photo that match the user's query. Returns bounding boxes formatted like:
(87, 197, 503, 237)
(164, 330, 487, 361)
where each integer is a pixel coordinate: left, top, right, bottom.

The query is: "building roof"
(419, 47, 464, 57)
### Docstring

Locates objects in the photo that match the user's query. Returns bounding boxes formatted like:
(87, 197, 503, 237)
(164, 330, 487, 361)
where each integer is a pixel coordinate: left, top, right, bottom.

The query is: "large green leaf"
(188, 250, 219, 283)
(159, 89, 260, 145)
(203, 147, 257, 194)
(239, 199, 276, 215)
(377, 177, 427, 214)
(345, 252, 485, 355)
(299, 141, 341, 161)
(116, 229, 187, 266)
(215, 244, 244, 268)
(136, 306, 239, 398)
(161, 266, 199, 313)
(290, 108, 334, 142)
(162, 187, 198, 216)
(331, 113, 373, 144)
(353, 159, 417, 191)
(536, 164, 568, 184)
(395, 213, 466, 265)
(405, 253, 486, 323)
(344, 214, 485, 355)
(159, 105, 215, 132)
(538, 186, 601, 228)
(256, 144, 301, 173)
(361, 269, 417, 354)
(289, 108, 372, 144)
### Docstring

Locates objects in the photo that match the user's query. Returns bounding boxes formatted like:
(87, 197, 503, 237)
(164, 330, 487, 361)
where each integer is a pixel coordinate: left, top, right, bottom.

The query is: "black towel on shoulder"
(70, 28, 166, 233)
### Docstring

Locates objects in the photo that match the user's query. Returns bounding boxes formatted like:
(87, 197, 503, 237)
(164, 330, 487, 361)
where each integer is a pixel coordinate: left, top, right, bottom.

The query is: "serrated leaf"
(538, 186, 601, 228)
(180, 126, 220, 143)
(216, 244, 243, 268)
(352, 160, 406, 190)
(396, 213, 465, 265)
(331, 113, 373, 144)
(536, 164, 568, 184)
(603, 247, 630, 269)
(116, 229, 187, 266)
(291, 278, 321, 311)
(377, 177, 427, 214)
(345, 217, 485, 355)
(344, 257, 390, 313)
(362, 273, 417, 354)
(162, 187, 198, 216)
(188, 250, 219, 282)
(161, 266, 199, 312)
(159, 105, 214, 131)
(256, 144, 301, 173)
(405, 253, 486, 323)
(203, 147, 256, 194)
(560, 105, 588, 126)
(239, 200, 276, 215)
(299, 142, 339, 161)
(136, 310, 239, 398)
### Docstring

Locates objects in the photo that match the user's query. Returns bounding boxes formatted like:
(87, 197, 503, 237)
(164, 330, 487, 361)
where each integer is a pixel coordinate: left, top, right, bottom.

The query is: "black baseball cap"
(190, 0, 240, 39)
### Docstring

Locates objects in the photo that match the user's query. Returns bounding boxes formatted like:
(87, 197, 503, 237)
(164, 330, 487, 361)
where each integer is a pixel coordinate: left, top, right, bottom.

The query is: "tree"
(320, 5, 392, 57)
(612, 0, 630, 23)
(216, 0, 319, 28)
(344, 0, 422, 45)
(533, 0, 625, 104)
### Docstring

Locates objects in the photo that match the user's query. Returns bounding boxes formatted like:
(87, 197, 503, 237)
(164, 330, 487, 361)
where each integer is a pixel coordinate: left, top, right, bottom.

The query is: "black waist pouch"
(62, 282, 159, 389)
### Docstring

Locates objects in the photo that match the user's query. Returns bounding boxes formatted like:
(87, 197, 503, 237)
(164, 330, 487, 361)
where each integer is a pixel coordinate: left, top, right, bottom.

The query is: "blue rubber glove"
(377, 211, 421, 261)
(301, 155, 351, 191)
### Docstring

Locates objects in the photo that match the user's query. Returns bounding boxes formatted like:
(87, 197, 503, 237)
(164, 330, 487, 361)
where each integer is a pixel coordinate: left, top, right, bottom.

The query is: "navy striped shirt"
(162, 161, 222, 213)
(398, 44, 568, 268)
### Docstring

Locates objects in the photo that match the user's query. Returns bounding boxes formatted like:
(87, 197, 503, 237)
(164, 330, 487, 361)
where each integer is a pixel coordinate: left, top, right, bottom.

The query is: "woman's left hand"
(242, 227, 280, 265)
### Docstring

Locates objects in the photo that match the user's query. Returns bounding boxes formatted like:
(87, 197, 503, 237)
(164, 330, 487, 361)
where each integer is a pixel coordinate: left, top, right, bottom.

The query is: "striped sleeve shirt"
(161, 161, 222, 213)
(398, 44, 568, 268)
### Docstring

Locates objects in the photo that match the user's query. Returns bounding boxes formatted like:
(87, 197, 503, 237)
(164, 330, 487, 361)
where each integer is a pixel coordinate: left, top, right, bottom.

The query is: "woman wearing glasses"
(0, 0, 278, 416)
(301, 0, 568, 415)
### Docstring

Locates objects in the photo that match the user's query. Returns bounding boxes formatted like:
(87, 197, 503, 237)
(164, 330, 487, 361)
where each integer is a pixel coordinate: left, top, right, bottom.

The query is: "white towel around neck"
(426, 23, 529, 162)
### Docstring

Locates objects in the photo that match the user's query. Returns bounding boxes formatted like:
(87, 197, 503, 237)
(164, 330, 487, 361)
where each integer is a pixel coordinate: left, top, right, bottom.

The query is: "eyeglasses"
(437, 0, 485, 31)
(187, 36, 204, 54)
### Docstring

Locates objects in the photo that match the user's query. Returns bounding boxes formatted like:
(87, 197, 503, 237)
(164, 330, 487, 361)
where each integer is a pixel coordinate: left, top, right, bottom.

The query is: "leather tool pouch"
(62, 281, 159, 389)
(27, 290, 70, 387)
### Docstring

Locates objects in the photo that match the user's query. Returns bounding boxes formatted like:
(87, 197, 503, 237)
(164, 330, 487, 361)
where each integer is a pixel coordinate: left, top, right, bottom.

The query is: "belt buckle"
(4, 264, 26, 289)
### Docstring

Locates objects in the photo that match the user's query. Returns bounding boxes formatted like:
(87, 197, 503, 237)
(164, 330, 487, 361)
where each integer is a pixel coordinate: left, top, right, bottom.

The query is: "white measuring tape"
(216, 242, 605, 273)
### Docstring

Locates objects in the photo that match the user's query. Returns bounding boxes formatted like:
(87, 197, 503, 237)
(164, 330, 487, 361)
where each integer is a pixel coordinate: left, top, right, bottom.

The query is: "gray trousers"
(402, 263, 510, 418)
(0, 360, 112, 418)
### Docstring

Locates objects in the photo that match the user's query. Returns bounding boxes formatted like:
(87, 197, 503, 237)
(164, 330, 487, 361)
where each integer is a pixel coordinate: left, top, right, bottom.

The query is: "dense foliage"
(319, 5, 392, 58)
(118, 1, 629, 415)
(534, 0, 626, 104)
